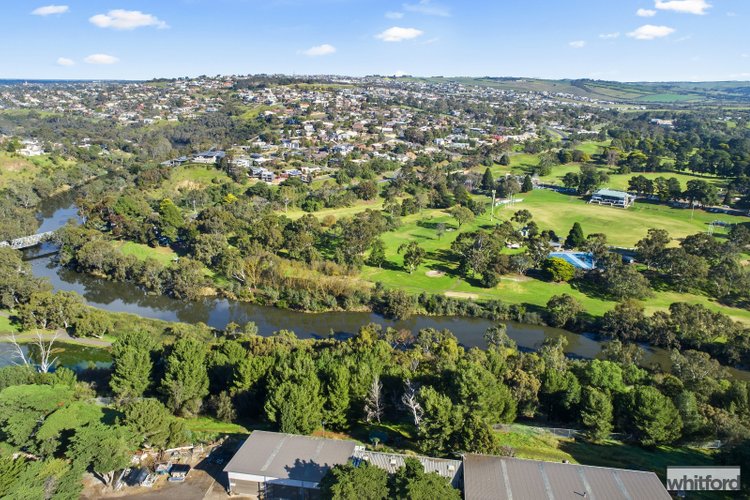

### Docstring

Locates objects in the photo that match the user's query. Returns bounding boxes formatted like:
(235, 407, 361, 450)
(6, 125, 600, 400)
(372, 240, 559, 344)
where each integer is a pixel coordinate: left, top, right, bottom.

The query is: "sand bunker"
(444, 291, 479, 299)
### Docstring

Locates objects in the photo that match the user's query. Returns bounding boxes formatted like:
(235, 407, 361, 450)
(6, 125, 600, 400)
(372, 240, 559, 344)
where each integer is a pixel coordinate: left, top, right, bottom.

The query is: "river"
(10, 194, 750, 379)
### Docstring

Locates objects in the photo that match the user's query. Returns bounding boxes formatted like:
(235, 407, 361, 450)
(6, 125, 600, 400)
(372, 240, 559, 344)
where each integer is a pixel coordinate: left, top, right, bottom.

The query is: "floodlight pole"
(491, 189, 496, 221)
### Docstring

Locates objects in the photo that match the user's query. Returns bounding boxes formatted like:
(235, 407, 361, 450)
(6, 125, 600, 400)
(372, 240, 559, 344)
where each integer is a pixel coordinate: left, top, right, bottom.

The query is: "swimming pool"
(548, 252, 595, 270)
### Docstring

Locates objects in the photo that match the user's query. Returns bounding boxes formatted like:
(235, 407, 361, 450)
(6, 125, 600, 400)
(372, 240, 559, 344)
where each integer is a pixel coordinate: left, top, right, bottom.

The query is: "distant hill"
(397, 76, 750, 105)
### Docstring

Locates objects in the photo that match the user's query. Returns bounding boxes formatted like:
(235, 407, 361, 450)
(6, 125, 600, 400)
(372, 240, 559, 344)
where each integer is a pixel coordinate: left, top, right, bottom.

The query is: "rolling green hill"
(397, 76, 750, 104)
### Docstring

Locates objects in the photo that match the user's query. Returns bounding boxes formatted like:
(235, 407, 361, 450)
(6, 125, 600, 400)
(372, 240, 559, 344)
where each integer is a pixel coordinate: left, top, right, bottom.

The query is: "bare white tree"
(364, 375, 384, 424)
(401, 379, 423, 428)
(6, 331, 59, 373)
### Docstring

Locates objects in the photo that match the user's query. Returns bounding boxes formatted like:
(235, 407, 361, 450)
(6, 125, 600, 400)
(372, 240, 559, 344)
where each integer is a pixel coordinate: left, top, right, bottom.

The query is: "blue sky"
(1, 0, 748, 81)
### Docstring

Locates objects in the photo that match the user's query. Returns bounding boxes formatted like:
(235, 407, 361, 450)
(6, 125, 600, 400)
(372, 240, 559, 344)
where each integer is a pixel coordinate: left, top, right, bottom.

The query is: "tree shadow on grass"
(558, 439, 714, 481)
(567, 277, 612, 301)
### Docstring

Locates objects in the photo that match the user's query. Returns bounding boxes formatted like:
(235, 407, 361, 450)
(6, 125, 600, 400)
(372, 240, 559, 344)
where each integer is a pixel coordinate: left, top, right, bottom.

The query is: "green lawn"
(0, 152, 78, 189)
(359, 191, 750, 323)
(517, 189, 736, 247)
(495, 424, 716, 480)
(153, 164, 232, 200)
(116, 241, 177, 266)
(286, 199, 384, 221)
(0, 313, 19, 334)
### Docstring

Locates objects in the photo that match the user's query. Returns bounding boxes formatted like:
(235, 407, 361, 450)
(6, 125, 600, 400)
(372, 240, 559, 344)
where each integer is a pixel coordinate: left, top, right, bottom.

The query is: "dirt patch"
(501, 275, 531, 282)
(444, 291, 479, 300)
(174, 180, 202, 191)
(425, 270, 445, 277)
(1, 159, 30, 172)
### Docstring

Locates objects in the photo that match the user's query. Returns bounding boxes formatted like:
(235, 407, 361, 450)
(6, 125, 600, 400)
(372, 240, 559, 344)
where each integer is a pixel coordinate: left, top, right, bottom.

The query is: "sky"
(1, 0, 748, 82)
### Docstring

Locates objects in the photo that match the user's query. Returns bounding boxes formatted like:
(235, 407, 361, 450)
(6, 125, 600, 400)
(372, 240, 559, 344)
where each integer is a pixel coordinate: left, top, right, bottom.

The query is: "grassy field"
(154, 164, 232, 200)
(116, 241, 177, 266)
(285, 199, 384, 221)
(495, 425, 715, 480)
(0, 313, 19, 334)
(359, 191, 750, 322)
(515, 189, 737, 247)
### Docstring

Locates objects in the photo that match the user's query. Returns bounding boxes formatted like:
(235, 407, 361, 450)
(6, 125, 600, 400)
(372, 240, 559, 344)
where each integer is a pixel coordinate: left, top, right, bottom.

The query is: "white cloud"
(569, 40, 586, 48)
(637, 8, 657, 17)
(655, 0, 711, 15)
(376, 26, 424, 42)
(31, 5, 69, 16)
(599, 32, 620, 39)
(301, 44, 336, 56)
(84, 53, 119, 65)
(385, 11, 404, 19)
(56, 57, 74, 66)
(89, 9, 168, 30)
(627, 24, 675, 39)
(402, 0, 450, 17)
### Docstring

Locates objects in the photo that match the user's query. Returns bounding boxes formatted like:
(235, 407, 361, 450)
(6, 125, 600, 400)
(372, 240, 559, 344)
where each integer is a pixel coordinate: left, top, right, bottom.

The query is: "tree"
(319, 461, 389, 500)
(401, 379, 423, 428)
(483, 323, 515, 350)
(167, 258, 207, 300)
(417, 386, 457, 455)
(542, 257, 576, 282)
(122, 398, 186, 449)
(110, 331, 155, 401)
(69, 423, 134, 488)
(265, 351, 324, 434)
(435, 222, 446, 240)
(7, 330, 60, 374)
(0, 384, 74, 448)
(364, 375, 384, 423)
(208, 391, 236, 422)
(398, 241, 426, 274)
(636, 228, 670, 269)
(521, 175, 534, 193)
(546, 294, 583, 328)
(565, 222, 585, 249)
(449, 205, 474, 228)
(74, 308, 114, 339)
(391, 458, 461, 500)
(511, 209, 532, 225)
(481, 168, 495, 192)
(580, 387, 613, 442)
(366, 239, 386, 268)
(160, 336, 209, 416)
(453, 361, 516, 424)
(323, 364, 351, 431)
(627, 386, 683, 446)
(498, 153, 510, 166)
(600, 263, 652, 300)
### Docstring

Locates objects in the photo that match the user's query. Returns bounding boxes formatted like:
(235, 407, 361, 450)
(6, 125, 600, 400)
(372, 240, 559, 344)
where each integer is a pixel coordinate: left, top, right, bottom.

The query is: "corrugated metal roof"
(463, 454, 671, 500)
(592, 188, 631, 199)
(353, 450, 463, 488)
(223, 431, 358, 483)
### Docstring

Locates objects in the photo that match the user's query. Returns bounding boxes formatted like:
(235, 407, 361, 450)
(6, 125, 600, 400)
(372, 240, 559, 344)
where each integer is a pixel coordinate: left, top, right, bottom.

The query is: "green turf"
(495, 424, 715, 479)
(0, 313, 19, 334)
(116, 241, 177, 266)
(358, 192, 750, 323)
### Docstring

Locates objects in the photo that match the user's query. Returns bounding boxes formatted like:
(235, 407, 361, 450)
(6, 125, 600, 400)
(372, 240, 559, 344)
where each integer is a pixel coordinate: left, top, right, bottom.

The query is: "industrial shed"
(223, 431, 358, 498)
(462, 453, 672, 500)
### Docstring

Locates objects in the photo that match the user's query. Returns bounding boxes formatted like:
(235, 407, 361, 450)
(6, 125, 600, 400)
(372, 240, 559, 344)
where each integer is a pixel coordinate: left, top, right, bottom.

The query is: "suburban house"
(589, 188, 635, 208)
(192, 150, 226, 164)
(223, 431, 673, 500)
